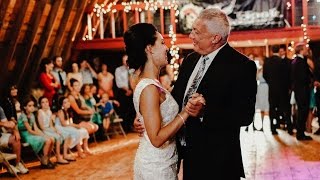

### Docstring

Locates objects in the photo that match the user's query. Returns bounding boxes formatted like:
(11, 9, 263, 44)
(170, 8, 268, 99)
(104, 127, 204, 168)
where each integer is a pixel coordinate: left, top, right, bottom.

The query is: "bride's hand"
(133, 117, 145, 137)
(185, 93, 205, 117)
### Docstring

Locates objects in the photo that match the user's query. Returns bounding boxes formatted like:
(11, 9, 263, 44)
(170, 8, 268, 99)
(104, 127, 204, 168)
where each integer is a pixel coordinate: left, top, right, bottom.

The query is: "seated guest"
(37, 96, 69, 164)
(55, 96, 92, 158)
(0, 106, 29, 174)
(68, 78, 98, 137)
(96, 93, 120, 132)
(18, 96, 55, 169)
(81, 84, 103, 127)
(2, 85, 22, 124)
(90, 84, 101, 104)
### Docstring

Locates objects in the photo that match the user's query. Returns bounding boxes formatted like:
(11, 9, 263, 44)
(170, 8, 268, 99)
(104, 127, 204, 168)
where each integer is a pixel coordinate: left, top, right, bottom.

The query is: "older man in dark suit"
(134, 8, 257, 179)
(171, 8, 257, 180)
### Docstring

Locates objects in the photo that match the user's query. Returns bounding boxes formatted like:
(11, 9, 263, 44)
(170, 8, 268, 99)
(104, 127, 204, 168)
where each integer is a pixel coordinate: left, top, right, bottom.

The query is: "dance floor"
(2, 113, 320, 180)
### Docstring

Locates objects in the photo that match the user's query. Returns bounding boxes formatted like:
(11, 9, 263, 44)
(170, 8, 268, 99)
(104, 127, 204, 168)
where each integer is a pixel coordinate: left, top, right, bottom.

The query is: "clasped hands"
(184, 93, 206, 117)
(133, 93, 206, 137)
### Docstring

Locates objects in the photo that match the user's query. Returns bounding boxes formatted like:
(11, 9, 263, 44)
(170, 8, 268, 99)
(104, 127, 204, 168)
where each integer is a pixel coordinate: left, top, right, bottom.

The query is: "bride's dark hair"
(123, 23, 158, 70)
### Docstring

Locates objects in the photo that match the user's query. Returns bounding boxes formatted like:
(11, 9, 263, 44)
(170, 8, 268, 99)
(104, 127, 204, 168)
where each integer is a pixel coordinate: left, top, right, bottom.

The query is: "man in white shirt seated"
(0, 106, 29, 174)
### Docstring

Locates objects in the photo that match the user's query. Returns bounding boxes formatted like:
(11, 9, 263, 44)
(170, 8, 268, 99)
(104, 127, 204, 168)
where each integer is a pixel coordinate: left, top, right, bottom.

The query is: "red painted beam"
(74, 26, 320, 50)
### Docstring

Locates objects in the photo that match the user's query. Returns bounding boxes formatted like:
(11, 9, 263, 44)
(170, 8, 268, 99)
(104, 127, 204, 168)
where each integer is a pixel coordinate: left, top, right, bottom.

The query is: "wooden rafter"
(4, 0, 30, 70)
(16, 0, 47, 85)
(0, 0, 10, 29)
(23, 0, 65, 90)
(33, 0, 64, 62)
(62, 0, 89, 61)
(50, 0, 77, 56)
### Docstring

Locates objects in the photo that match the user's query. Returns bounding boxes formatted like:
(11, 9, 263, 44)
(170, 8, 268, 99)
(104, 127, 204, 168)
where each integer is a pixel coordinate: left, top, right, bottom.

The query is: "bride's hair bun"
(123, 23, 158, 70)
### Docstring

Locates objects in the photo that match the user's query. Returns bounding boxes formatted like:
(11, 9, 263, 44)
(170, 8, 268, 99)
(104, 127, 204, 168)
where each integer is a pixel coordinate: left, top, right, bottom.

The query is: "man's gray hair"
(198, 8, 231, 42)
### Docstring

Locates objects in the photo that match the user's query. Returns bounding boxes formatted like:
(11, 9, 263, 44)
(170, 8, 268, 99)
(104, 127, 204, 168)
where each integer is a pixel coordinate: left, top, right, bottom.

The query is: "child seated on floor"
(96, 93, 120, 132)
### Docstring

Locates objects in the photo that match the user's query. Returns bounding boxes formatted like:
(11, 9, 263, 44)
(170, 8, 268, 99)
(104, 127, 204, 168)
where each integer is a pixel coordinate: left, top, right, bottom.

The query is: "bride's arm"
(140, 85, 188, 148)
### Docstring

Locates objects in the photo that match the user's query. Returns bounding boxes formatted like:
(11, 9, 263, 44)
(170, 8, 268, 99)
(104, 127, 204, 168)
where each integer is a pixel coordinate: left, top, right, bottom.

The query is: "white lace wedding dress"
(133, 78, 179, 180)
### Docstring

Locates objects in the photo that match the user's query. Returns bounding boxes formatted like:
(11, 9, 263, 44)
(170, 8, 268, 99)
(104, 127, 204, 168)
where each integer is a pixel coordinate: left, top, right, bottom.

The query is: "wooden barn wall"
(0, 0, 93, 99)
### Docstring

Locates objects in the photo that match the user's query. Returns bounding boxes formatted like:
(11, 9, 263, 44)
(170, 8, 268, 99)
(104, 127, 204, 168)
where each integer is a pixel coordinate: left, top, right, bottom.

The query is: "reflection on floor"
(242, 113, 320, 180)
(1, 112, 320, 180)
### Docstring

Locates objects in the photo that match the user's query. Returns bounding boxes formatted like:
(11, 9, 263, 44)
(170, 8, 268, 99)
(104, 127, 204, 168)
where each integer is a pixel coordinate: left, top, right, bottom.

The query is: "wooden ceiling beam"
(0, 0, 10, 28)
(3, 0, 30, 71)
(16, 0, 47, 86)
(50, 0, 77, 57)
(62, 0, 89, 62)
(23, 0, 64, 90)
(33, 0, 64, 62)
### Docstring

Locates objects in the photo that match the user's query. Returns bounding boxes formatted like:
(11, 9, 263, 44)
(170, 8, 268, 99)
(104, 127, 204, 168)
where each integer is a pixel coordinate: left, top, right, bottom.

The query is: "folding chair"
(105, 114, 126, 140)
(0, 150, 21, 179)
(21, 142, 42, 163)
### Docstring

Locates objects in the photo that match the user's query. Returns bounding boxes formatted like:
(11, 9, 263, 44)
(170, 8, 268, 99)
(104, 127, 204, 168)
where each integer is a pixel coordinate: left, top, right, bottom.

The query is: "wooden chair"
(0, 149, 21, 179)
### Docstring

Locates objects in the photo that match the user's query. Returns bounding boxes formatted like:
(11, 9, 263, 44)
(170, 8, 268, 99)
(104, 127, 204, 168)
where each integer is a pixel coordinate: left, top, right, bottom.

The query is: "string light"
(288, 41, 294, 52)
(84, 0, 179, 41)
(84, 1, 182, 76)
(286, 0, 314, 52)
(300, 0, 311, 48)
(286, 2, 291, 10)
(168, 25, 180, 81)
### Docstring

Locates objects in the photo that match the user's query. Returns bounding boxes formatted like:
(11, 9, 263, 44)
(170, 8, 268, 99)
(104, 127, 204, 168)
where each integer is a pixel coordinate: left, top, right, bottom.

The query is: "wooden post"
(160, 8, 164, 34)
(147, 10, 151, 23)
(170, 8, 176, 33)
(99, 11, 104, 39)
(302, 0, 308, 25)
(110, 11, 115, 38)
(87, 13, 93, 39)
(123, 10, 127, 32)
(140, 11, 145, 23)
(134, 10, 139, 24)
(291, 0, 295, 26)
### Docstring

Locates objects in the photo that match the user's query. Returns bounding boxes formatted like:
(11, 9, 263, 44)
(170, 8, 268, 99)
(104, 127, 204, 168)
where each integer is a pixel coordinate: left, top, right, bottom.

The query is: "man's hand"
(125, 89, 133, 96)
(3, 121, 16, 129)
(133, 117, 144, 137)
(314, 81, 320, 87)
(185, 93, 206, 117)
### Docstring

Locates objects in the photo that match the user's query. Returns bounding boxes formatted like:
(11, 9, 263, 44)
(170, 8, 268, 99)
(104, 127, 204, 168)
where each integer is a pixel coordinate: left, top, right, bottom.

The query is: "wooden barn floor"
(2, 113, 320, 180)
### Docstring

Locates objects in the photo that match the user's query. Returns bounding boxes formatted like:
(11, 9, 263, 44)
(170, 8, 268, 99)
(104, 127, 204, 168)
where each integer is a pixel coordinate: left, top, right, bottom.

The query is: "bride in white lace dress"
(123, 23, 205, 180)
(133, 78, 179, 179)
